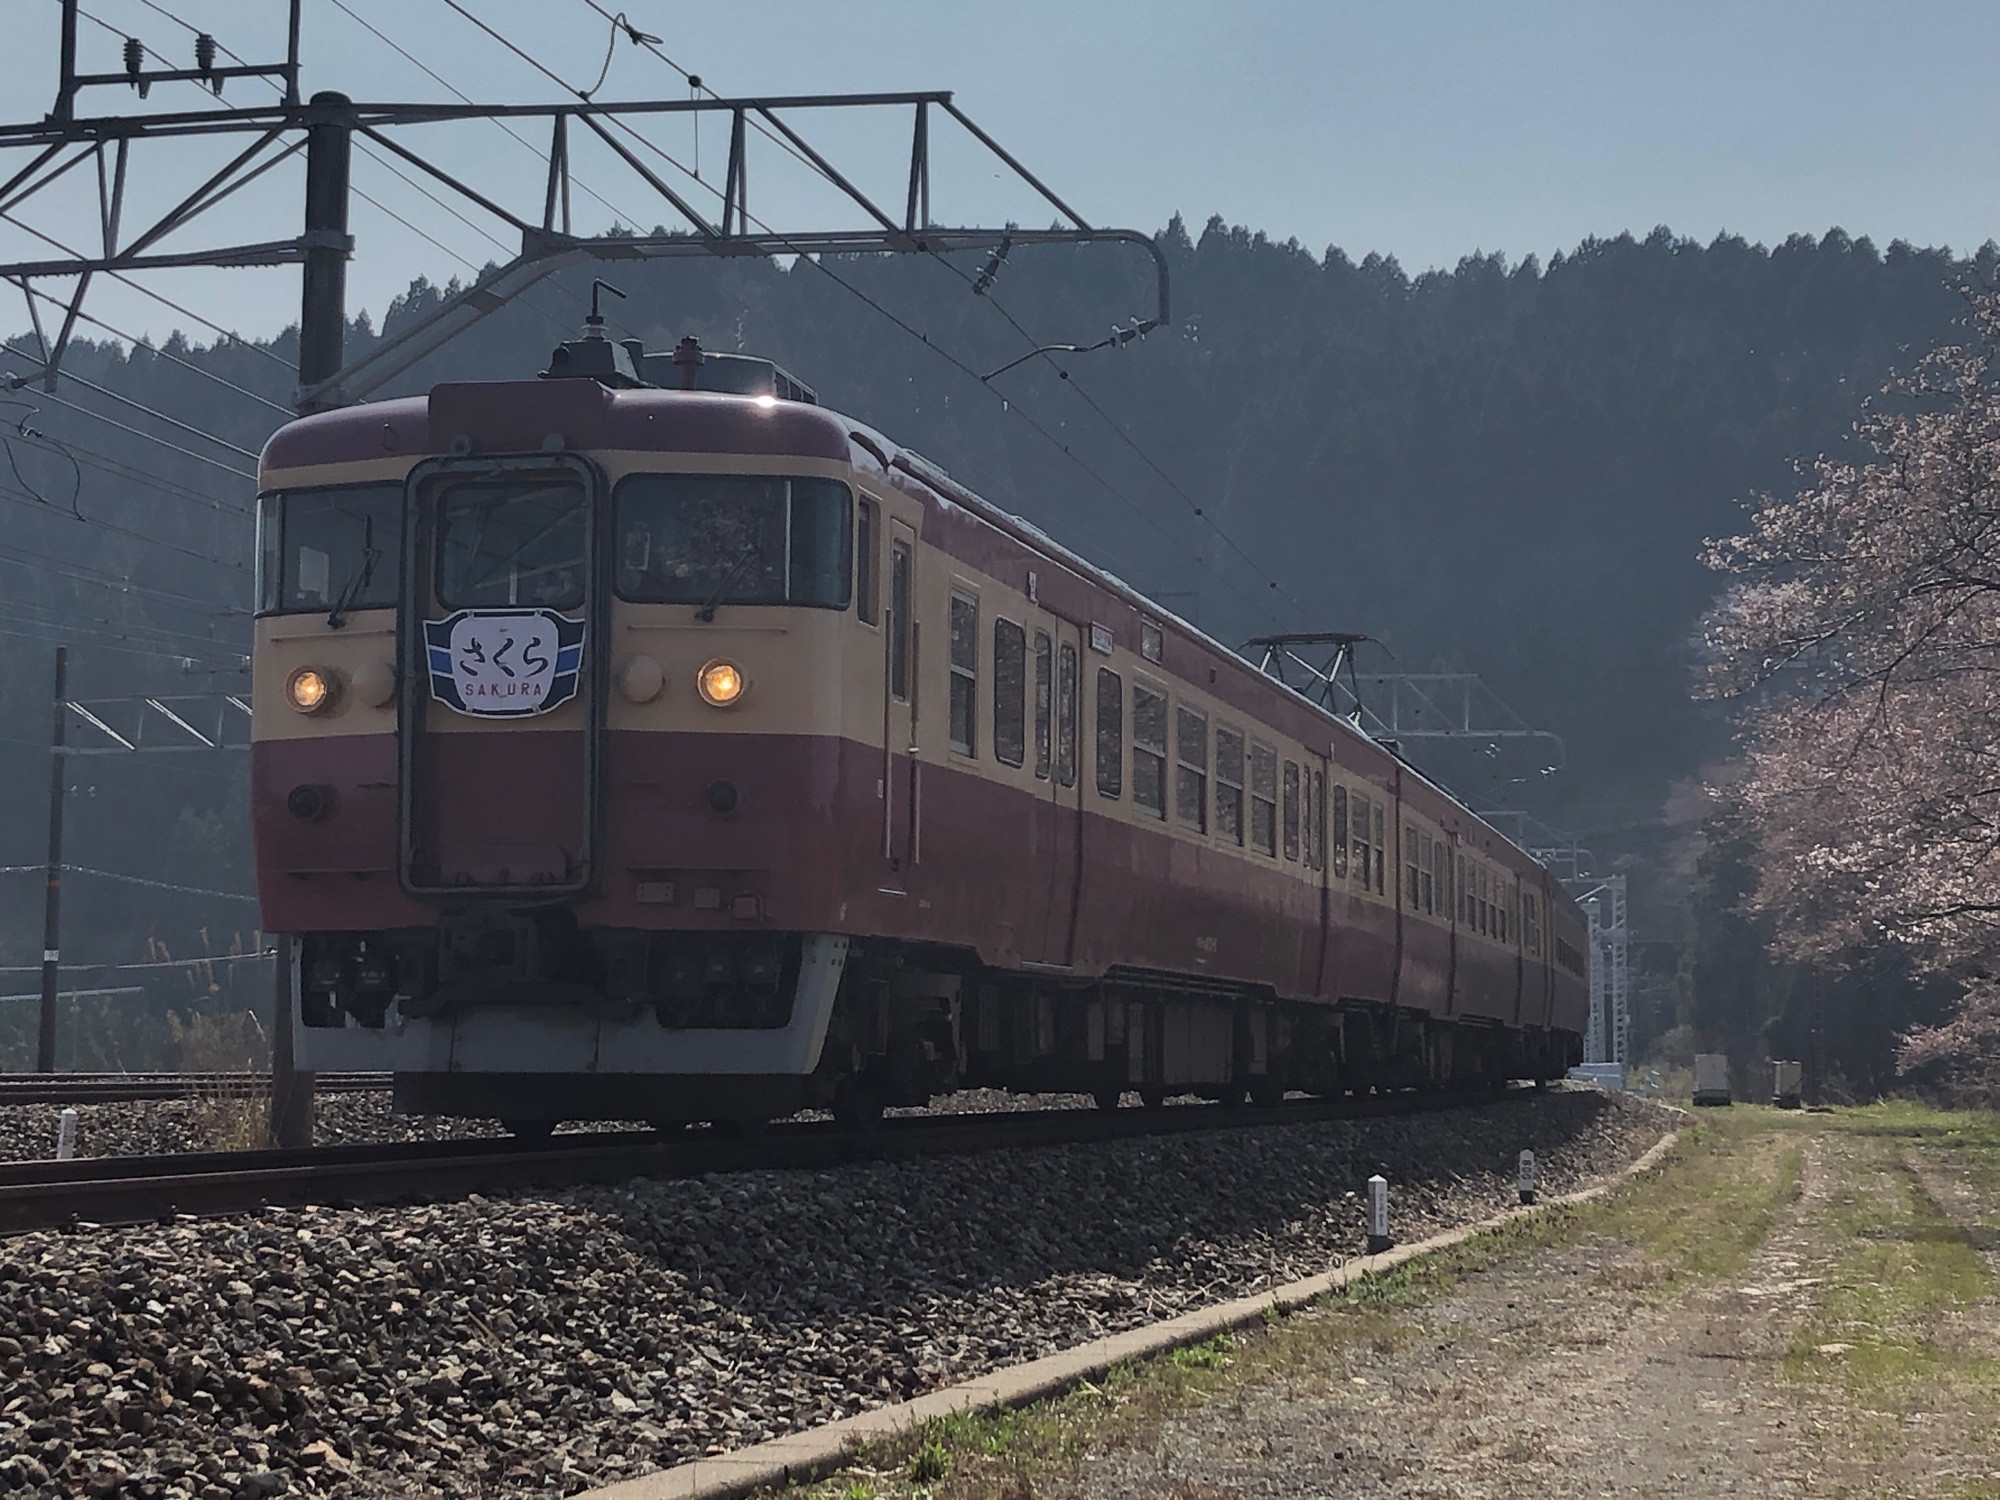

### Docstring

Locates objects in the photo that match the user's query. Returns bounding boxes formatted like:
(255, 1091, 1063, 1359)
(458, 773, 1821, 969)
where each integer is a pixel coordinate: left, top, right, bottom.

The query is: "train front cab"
(253, 380, 889, 1129)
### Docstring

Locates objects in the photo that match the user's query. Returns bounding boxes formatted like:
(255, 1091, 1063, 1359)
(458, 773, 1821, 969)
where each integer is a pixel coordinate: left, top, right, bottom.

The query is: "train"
(251, 315, 1588, 1134)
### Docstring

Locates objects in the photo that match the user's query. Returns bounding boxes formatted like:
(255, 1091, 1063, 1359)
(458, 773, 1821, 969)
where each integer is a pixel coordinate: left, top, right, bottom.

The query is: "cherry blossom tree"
(1703, 288, 2000, 1089)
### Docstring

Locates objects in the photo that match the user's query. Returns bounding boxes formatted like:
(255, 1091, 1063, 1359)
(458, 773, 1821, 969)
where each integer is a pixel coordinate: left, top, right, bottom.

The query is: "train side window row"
(1458, 861, 1516, 943)
(979, 614, 1323, 867)
(1554, 934, 1585, 977)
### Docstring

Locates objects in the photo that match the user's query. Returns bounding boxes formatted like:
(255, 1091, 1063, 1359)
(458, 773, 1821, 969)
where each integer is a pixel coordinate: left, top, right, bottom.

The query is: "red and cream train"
(250, 327, 1587, 1132)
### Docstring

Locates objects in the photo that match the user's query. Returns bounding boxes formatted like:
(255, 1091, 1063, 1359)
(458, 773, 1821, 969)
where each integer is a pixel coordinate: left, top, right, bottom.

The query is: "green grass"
(1783, 1115, 2000, 1405)
(793, 1102, 2000, 1500)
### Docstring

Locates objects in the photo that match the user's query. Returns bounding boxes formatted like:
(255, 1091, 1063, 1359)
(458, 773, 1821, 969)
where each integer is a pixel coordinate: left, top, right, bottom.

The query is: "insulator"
(195, 32, 217, 76)
(123, 36, 143, 80)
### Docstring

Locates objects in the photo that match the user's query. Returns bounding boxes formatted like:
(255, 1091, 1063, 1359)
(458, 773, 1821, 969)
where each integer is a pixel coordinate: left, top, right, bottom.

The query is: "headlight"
(696, 659, 745, 707)
(285, 665, 338, 714)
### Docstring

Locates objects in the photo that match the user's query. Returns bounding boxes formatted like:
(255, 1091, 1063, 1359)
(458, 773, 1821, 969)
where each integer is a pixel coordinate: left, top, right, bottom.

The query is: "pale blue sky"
(1, 0, 1995, 343)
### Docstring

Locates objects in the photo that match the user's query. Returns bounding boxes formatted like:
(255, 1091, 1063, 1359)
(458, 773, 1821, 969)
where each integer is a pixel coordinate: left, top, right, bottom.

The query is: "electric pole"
(36, 647, 67, 1072)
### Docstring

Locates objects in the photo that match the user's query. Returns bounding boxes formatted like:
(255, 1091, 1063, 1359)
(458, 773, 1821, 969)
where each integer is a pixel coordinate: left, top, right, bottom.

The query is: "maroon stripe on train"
(252, 730, 1585, 1032)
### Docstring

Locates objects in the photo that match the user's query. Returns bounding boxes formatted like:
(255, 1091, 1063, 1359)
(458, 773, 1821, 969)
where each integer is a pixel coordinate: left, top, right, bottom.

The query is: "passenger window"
(856, 499, 878, 625)
(889, 541, 912, 701)
(1132, 683, 1167, 818)
(948, 591, 978, 756)
(1281, 761, 1301, 862)
(1404, 828, 1421, 909)
(1175, 708, 1208, 831)
(1055, 641, 1078, 788)
(1095, 668, 1123, 798)
(1248, 743, 1277, 856)
(1373, 804, 1387, 894)
(1329, 782, 1346, 876)
(1351, 793, 1371, 887)
(1303, 770, 1318, 869)
(1215, 724, 1245, 845)
(993, 619, 1026, 768)
(1420, 834, 1436, 915)
(1033, 631, 1052, 779)
(1433, 843, 1449, 923)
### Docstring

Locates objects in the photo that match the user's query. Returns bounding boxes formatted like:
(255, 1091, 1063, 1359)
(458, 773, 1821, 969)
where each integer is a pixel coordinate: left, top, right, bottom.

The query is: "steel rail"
(0, 1086, 1533, 1235)
(0, 1071, 389, 1105)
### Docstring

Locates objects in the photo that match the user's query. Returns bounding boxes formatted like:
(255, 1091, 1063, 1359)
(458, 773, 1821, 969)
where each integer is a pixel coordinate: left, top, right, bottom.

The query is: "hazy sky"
(1, 0, 1996, 345)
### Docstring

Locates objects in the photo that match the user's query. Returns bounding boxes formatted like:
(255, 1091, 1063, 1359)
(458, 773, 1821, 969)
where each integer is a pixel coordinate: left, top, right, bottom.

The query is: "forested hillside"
(0, 217, 1982, 1063)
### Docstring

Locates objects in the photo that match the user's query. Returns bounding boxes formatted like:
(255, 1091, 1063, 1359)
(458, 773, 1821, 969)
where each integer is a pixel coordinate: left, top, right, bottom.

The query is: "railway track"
(0, 1085, 1530, 1235)
(0, 1071, 389, 1105)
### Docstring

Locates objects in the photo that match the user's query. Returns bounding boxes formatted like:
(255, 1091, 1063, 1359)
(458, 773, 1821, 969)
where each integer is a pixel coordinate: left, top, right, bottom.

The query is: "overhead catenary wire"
(326, 0, 646, 232)
(12, 282, 292, 417)
(0, 355, 257, 480)
(0, 351, 260, 463)
(166, 1, 641, 352)
(542, 8, 1294, 627)
(0, 212, 295, 374)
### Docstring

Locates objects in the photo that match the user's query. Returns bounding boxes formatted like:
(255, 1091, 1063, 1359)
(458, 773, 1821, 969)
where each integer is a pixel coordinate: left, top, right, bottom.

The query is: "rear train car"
(251, 331, 1585, 1130)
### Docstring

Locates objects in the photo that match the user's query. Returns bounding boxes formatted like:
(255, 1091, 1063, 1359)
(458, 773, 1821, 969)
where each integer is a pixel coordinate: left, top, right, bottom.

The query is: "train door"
(1445, 830, 1462, 1015)
(398, 453, 603, 897)
(1509, 870, 1526, 1024)
(1032, 612, 1084, 965)
(1310, 748, 1333, 996)
(881, 520, 920, 886)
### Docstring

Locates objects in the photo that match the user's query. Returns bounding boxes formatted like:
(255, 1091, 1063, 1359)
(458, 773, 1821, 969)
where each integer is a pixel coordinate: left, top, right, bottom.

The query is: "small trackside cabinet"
(1771, 1059, 1803, 1109)
(1693, 1053, 1731, 1107)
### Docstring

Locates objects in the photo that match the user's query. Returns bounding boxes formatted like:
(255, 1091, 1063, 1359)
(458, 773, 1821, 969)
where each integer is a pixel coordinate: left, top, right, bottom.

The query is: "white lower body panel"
(294, 933, 849, 1075)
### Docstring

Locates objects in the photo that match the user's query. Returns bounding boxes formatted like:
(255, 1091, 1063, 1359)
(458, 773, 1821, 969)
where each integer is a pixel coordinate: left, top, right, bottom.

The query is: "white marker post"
(55, 1106, 77, 1162)
(1517, 1149, 1537, 1205)
(1366, 1173, 1392, 1254)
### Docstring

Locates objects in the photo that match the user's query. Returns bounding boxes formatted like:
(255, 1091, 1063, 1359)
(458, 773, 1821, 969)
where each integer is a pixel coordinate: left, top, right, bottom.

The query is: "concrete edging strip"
(579, 1120, 1686, 1500)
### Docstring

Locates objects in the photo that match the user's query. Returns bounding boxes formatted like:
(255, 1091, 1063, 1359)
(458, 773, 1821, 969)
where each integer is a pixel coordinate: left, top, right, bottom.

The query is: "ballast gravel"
(0, 1088, 1108, 1163)
(0, 1088, 1672, 1499)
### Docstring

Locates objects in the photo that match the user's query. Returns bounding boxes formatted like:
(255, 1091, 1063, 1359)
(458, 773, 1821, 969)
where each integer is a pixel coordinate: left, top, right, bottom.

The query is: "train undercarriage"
(295, 922, 1584, 1135)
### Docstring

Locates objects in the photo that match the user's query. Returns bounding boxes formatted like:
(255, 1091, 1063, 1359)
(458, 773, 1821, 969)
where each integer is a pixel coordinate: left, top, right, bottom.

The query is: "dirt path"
(1043, 1115, 2000, 1500)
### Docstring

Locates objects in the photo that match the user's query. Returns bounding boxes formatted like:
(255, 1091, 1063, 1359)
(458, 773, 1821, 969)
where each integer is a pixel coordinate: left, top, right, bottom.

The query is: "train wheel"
(716, 1118, 769, 1141)
(1092, 1084, 1124, 1113)
(1249, 1076, 1284, 1107)
(1138, 1085, 1166, 1110)
(833, 1075, 885, 1133)
(502, 1119, 554, 1145)
(1217, 1084, 1247, 1109)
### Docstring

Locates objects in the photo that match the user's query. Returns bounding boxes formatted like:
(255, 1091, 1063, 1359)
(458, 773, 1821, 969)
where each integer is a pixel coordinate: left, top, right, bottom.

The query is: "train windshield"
(256, 483, 403, 615)
(614, 474, 851, 609)
(435, 477, 588, 611)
